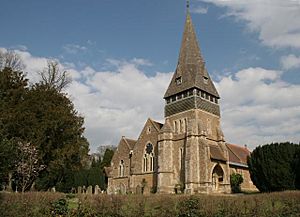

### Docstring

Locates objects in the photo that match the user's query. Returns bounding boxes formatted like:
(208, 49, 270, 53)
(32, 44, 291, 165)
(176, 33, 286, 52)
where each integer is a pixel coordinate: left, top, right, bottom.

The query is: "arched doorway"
(212, 164, 224, 192)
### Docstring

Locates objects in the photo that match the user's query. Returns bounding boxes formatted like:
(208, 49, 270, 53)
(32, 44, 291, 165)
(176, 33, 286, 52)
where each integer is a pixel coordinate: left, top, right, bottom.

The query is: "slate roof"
(164, 11, 219, 99)
(150, 119, 163, 131)
(210, 145, 226, 161)
(122, 137, 137, 150)
(226, 143, 251, 165)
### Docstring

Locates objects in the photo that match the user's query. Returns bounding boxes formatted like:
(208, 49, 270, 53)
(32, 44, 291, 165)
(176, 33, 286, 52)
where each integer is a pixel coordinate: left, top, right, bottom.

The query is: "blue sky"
(1, 0, 300, 152)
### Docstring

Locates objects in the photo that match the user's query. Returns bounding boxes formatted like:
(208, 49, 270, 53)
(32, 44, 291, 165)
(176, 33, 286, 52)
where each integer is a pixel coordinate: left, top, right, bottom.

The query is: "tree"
(0, 64, 28, 189)
(247, 142, 300, 192)
(0, 138, 17, 190)
(230, 173, 243, 193)
(39, 60, 71, 91)
(0, 51, 89, 192)
(15, 142, 45, 192)
(101, 148, 114, 168)
(25, 84, 89, 191)
(0, 50, 24, 71)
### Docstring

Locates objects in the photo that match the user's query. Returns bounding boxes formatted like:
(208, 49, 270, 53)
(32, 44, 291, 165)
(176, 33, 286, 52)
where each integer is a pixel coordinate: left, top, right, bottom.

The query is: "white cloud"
(63, 44, 87, 54)
(280, 54, 300, 70)
(66, 60, 172, 152)
(191, 6, 209, 14)
(2, 48, 299, 152)
(216, 67, 300, 149)
(200, 0, 300, 49)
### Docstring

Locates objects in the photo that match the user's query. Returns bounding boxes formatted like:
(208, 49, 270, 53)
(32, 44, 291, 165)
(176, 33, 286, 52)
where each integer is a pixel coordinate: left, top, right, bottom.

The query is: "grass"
(0, 191, 300, 217)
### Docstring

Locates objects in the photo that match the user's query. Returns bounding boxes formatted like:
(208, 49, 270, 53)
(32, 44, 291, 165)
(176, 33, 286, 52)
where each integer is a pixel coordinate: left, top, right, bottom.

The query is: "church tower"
(157, 2, 231, 194)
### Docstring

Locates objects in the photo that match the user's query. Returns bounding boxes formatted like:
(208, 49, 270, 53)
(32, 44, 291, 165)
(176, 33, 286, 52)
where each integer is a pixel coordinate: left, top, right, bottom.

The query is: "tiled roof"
(123, 137, 137, 150)
(164, 12, 219, 99)
(210, 145, 226, 161)
(226, 143, 250, 165)
(150, 119, 163, 131)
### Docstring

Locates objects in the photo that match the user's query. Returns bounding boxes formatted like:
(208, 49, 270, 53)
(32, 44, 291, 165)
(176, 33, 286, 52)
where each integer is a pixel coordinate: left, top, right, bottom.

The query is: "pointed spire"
(164, 5, 219, 99)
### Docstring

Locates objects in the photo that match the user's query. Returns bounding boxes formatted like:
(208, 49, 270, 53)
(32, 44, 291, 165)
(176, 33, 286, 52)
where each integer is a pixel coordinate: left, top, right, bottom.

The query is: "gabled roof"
(226, 143, 250, 165)
(164, 11, 219, 99)
(122, 136, 137, 150)
(149, 118, 163, 131)
(210, 145, 226, 161)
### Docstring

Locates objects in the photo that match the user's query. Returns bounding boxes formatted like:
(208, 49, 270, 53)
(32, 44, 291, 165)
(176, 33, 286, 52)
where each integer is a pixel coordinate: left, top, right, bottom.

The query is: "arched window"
(143, 154, 148, 172)
(119, 160, 124, 177)
(179, 148, 184, 170)
(207, 119, 212, 135)
(143, 143, 155, 172)
(180, 119, 183, 133)
(174, 120, 178, 133)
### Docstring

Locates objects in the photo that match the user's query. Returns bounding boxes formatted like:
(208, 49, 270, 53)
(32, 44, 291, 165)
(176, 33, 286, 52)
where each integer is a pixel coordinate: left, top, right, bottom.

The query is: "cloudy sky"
(1, 0, 299, 152)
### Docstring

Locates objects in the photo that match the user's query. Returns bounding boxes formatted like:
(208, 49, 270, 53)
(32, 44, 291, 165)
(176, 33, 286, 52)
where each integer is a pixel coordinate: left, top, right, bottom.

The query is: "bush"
(51, 198, 68, 216)
(248, 142, 300, 192)
(230, 173, 243, 193)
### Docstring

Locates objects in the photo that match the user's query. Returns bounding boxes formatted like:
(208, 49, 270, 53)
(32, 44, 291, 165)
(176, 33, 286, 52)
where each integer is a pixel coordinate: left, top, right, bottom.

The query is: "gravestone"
(94, 185, 100, 195)
(51, 187, 56, 192)
(78, 186, 82, 194)
(82, 185, 86, 193)
(87, 185, 93, 194)
(136, 185, 142, 194)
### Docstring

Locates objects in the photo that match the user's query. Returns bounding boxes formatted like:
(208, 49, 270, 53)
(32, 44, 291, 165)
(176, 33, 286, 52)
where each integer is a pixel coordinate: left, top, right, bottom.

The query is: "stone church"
(105, 4, 256, 194)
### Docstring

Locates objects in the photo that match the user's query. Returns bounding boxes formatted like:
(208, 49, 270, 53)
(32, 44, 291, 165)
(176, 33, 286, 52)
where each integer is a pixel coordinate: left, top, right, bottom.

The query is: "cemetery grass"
(0, 191, 300, 217)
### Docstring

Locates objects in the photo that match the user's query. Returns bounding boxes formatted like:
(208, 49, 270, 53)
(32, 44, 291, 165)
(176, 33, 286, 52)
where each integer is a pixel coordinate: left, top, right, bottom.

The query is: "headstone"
(87, 185, 93, 194)
(136, 185, 142, 194)
(82, 185, 86, 193)
(94, 185, 100, 195)
(51, 187, 56, 192)
(78, 186, 82, 194)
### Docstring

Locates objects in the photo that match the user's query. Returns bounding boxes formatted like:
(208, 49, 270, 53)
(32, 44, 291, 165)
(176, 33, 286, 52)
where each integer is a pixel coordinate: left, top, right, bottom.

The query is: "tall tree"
(0, 51, 89, 192)
(24, 84, 89, 191)
(248, 142, 300, 192)
(0, 65, 28, 188)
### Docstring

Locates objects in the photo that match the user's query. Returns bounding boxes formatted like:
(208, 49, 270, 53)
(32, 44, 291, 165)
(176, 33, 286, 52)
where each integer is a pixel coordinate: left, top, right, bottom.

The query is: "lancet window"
(143, 143, 155, 172)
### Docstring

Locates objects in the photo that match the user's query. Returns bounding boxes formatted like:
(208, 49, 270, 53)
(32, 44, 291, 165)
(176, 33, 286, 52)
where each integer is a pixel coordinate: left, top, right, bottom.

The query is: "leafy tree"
(247, 142, 300, 192)
(26, 84, 89, 191)
(0, 51, 89, 192)
(230, 173, 243, 193)
(0, 66, 28, 188)
(101, 148, 114, 168)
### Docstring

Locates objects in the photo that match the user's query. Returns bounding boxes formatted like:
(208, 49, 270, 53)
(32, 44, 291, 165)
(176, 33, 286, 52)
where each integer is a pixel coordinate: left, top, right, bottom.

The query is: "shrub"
(230, 173, 243, 193)
(248, 142, 300, 192)
(51, 198, 68, 216)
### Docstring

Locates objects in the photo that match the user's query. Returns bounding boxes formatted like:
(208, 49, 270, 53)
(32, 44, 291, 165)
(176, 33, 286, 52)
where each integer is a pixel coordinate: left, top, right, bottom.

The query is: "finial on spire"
(186, 0, 190, 9)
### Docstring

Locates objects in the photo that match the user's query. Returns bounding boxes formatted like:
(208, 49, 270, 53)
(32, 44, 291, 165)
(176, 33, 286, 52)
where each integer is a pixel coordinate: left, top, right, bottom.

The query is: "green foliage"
(248, 142, 300, 192)
(51, 198, 69, 216)
(230, 173, 244, 193)
(178, 196, 203, 217)
(0, 61, 89, 192)
(101, 149, 114, 168)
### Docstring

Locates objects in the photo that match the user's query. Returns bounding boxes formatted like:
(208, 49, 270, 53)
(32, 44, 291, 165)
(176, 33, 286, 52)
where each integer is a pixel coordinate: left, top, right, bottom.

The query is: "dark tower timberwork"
(157, 3, 231, 194)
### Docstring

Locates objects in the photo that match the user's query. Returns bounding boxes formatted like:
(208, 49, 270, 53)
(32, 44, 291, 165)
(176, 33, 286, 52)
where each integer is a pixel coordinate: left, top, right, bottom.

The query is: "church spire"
(164, 4, 219, 99)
